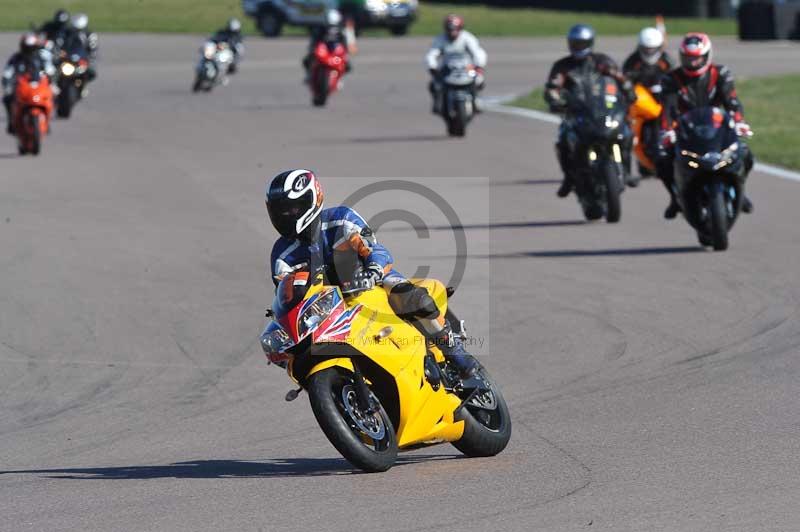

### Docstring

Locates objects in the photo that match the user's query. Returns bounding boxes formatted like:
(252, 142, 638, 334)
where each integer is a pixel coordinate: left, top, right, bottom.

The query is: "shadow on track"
(0, 454, 460, 480)
(380, 220, 587, 232)
(485, 246, 705, 258)
(0, 153, 19, 159)
(345, 134, 449, 144)
(493, 179, 563, 186)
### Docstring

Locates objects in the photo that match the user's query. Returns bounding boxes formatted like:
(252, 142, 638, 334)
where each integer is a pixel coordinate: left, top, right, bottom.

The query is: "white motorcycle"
(192, 41, 234, 93)
(435, 52, 481, 137)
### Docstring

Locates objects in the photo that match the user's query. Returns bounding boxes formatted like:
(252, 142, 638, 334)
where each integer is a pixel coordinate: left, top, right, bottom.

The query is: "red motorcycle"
(13, 72, 53, 156)
(310, 41, 347, 107)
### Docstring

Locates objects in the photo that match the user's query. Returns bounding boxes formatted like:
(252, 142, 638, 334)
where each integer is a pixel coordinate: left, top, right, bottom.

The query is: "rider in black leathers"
(545, 24, 636, 198)
(39, 9, 71, 49)
(211, 18, 244, 74)
(656, 33, 754, 219)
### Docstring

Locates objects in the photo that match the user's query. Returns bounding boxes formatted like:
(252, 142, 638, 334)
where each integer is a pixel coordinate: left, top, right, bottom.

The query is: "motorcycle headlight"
(260, 322, 294, 365)
(61, 62, 75, 76)
(604, 116, 620, 130)
(298, 288, 341, 339)
(717, 141, 739, 169)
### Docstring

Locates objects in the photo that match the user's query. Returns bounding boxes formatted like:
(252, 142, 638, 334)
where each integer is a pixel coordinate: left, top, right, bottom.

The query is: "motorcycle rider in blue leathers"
(264, 169, 479, 378)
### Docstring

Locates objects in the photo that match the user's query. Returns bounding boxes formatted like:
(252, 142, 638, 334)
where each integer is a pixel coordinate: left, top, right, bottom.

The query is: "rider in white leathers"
(425, 15, 487, 114)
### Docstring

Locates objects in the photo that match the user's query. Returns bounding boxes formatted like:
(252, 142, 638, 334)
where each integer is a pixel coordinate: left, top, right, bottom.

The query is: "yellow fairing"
(308, 357, 354, 375)
(310, 279, 464, 447)
(629, 84, 663, 172)
(630, 84, 662, 121)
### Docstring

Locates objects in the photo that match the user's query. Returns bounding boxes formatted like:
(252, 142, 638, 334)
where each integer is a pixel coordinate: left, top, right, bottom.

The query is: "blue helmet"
(567, 24, 595, 59)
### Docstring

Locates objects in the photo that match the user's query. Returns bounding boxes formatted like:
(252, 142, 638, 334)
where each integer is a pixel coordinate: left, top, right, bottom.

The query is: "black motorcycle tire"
(452, 368, 512, 457)
(447, 99, 467, 137)
(307, 367, 398, 473)
(709, 184, 729, 251)
(57, 83, 78, 119)
(30, 113, 42, 156)
(604, 161, 622, 223)
(312, 69, 329, 107)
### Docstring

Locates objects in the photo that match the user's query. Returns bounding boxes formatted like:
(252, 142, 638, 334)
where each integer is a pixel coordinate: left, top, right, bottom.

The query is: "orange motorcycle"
(13, 72, 53, 156)
(628, 83, 662, 176)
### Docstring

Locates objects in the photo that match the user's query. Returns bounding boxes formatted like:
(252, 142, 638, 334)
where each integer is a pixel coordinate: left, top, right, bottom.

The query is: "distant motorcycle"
(309, 41, 347, 107)
(56, 44, 91, 118)
(192, 41, 233, 93)
(672, 106, 748, 251)
(561, 74, 630, 222)
(435, 52, 479, 137)
(13, 71, 53, 156)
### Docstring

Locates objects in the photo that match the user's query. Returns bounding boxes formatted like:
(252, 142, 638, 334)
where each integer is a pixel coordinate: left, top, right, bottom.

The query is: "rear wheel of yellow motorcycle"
(308, 367, 398, 472)
(452, 368, 512, 457)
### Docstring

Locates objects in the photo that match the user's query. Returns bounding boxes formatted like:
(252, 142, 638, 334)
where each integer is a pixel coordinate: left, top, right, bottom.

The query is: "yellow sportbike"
(260, 267, 511, 472)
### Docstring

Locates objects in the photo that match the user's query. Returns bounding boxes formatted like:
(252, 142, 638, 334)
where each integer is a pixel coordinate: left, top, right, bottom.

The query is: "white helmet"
(71, 13, 89, 31)
(325, 9, 342, 27)
(638, 27, 664, 65)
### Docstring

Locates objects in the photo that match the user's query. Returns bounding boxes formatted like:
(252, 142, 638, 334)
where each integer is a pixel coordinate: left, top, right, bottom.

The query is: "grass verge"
(0, 0, 735, 36)
(507, 74, 800, 170)
(412, 4, 735, 37)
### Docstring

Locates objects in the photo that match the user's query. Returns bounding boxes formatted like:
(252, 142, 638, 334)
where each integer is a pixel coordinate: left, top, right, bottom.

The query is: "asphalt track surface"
(2, 34, 800, 531)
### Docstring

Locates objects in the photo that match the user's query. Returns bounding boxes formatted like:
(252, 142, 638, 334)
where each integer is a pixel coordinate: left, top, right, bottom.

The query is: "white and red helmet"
(679, 33, 712, 77)
(444, 14, 464, 41)
(266, 169, 324, 242)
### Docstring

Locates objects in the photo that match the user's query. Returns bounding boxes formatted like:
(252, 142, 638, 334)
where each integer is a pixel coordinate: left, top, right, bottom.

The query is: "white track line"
(484, 99, 800, 183)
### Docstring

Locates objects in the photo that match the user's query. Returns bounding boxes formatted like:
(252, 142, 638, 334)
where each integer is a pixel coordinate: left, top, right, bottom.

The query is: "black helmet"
(266, 169, 324, 242)
(54, 9, 70, 24)
(19, 32, 40, 56)
(567, 24, 594, 60)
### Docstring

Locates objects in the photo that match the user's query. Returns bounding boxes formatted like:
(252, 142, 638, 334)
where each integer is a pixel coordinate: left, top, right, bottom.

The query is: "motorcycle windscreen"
(441, 52, 474, 86)
(272, 271, 313, 321)
(678, 107, 737, 155)
(575, 74, 626, 132)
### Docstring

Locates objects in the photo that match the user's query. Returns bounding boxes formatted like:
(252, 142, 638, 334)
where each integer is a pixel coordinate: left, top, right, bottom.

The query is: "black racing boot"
(557, 178, 573, 198)
(664, 198, 681, 220)
(435, 323, 479, 379)
(742, 196, 753, 214)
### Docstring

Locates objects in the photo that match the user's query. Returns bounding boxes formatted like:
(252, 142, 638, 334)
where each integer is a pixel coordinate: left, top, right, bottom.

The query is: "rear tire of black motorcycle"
(452, 369, 512, 458)
(604, 162, 622, 223)
(709, 185, 729, 251)
(307, 367, 398, 473)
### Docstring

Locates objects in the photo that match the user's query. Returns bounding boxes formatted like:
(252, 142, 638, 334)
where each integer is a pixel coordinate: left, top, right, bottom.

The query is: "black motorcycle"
(562, 74, 630, 222)
(672, 106, 746, 251)
(56, 44, 90, 118)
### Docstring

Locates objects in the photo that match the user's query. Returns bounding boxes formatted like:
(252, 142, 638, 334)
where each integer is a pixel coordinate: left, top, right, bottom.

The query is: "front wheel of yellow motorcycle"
(452, 368, 512, 457)
(308, 367, 398, 473)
